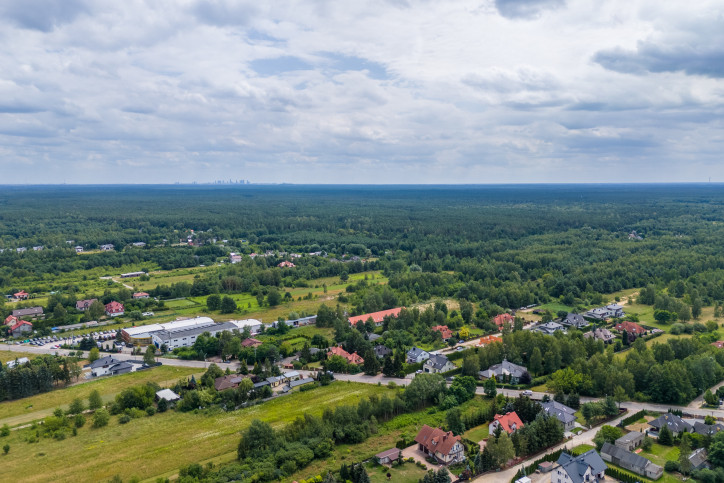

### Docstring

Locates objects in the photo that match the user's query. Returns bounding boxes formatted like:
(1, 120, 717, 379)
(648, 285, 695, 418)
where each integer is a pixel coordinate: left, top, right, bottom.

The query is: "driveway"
(401, 444, 453, 480)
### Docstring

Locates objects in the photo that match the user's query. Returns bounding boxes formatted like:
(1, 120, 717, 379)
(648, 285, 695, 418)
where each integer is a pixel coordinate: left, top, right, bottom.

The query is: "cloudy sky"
(0, 0, 722, 184)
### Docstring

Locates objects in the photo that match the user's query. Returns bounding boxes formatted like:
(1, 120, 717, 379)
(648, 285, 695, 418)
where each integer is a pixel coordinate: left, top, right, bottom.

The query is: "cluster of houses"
(213, 370, 315, 394)
(4, 315, 33, 337)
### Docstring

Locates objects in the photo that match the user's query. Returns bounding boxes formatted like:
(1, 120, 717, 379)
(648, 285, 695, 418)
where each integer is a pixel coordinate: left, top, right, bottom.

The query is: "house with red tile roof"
(489, 411, 524, 435)
(13, 290, 29, 300)
(105, 301, 125, 317)
(712, 341, 724, 349)
(348, 307, 403, 327)
(10, 320, 33, 337)
(132, 292, 150, 299)
(328, 345, 364, 365)
(278, 261, 295, 268)
(414, 425, 465, 465)
(614, 321, 647, 339)
(4, 315, 18, 326)
(493, 313, 514, 329)
(432, 325, 453, 340)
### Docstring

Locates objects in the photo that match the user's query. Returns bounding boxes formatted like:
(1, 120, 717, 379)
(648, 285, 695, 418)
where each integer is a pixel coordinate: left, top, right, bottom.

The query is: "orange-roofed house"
(278, 261, 295, 268)
(328, 346, 364, 365)
(348, 307, 403, 327)
(4, 315, 18, 326)
(478, 335, 503, 347)
(13, 290, 29, 300)
(414, 425, 465, 465)
(489, 412, 524, 435)
(132, 292, 150, 299)
(493, 313, 514, 329)
(432, 325, 453, 340)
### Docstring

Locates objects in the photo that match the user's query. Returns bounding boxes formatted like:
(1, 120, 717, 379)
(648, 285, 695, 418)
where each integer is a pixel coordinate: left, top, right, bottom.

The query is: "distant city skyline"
(0, 1, 722, 184)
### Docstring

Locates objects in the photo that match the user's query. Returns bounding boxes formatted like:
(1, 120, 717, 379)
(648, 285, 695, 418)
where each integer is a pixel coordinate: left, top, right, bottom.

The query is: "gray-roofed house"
(541, 400, 577, 431)
(479, 359, 529, 384)
(374, 345, 392, 359)
(89, 356, 134, 377)
(689, 448, 710, 471)
(583, 327, 615, 344)
(151, 321, 238, 350)
(423, 354, 456, 374)
(648, 413, 693, 437)
(282, 377, 315, 392)
(615, 431, 644, 451)
(556, 450, 607, 483)
(407, 347, 430, 364)
(534, 321, 565, 335)
(586, 304, 625, 321)
(368, 333, 381, 342)
(601, 442, 663, 480)
(12, 306, 44, 319)
(693, 421, 724, 437)
(560, 313, 589, 329)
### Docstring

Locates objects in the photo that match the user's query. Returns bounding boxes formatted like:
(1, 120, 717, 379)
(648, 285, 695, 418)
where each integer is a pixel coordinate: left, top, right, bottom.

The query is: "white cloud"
(0, 0, 722, 183)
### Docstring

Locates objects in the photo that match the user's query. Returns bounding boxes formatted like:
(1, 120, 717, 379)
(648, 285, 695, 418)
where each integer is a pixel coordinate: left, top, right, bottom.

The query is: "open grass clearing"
(463, 424, 489, 442)
(1, 382, 395, 483)
(0, 365, 201, 428)
(366, 461, 428, 483)
(0, 350, 41, 364)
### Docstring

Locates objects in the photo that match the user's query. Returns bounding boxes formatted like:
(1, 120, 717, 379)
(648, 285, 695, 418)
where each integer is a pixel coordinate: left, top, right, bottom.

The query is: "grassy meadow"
(0, 382, 394, 483)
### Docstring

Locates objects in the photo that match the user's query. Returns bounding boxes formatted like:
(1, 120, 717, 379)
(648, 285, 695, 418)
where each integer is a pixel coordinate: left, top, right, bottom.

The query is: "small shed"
(538, 461, 554, 473)
(375, 448, 402, 465)
(155, 389, 180, 403)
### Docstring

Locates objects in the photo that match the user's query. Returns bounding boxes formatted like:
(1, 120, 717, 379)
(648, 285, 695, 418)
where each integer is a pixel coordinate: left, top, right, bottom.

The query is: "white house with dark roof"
(479, 359, 529, 384)
(407, 347, 430, 364)
(423, 354, 456, 374)
(556, 450, 607, 483)
(560, 313, 589, 329)
(541, 400, 577, 431)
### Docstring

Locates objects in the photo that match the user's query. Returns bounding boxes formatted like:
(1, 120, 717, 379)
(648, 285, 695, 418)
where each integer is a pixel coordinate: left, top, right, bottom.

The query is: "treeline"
(467, 328, 724, 404)
(0, 355, 82, 401)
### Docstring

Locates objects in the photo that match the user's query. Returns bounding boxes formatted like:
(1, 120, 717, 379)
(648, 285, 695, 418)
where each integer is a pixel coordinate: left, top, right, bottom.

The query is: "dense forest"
(3, 184, 724, 312)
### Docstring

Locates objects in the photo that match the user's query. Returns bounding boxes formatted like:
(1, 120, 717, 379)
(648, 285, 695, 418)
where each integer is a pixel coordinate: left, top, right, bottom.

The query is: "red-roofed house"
(4, 315, 18, 326)
(348, 307, 403, 327)
(328, 346, 364, 365)
(493, 313, 514, 329)
(614, 321, 647, 338)
(414, 425, 465, 465)
(432, 325, 453, 340)
(132, 292, 150, 299)
(489, 412, 524, 435)
(10, 320, 33, 337)
(13, 290, 29, 300)
(241, 338, 263, 348)
(105, 301, 125, 317)
(278, 261, 295, 268)
(713, 341, 724, 349)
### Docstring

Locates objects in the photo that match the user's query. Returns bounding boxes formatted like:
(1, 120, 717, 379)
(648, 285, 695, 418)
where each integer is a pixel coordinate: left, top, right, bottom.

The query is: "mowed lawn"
(366, 461, 428, 483)
(0, 382, 395, 483)
(463, 424, 489, 442)
(0, 366, 201, 428)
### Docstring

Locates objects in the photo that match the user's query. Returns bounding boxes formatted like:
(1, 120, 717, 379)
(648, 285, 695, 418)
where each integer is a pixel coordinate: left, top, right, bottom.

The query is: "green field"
(366, 461, 428, 483)
(0, 382, 395, 483)
(0, 350, 40, 364)
(0, 365, 201, 428)
(463, 424, 489, 442)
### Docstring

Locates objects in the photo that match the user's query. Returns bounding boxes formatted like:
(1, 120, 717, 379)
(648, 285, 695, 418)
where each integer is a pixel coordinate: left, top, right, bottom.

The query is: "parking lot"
(7, 329, 125, 352)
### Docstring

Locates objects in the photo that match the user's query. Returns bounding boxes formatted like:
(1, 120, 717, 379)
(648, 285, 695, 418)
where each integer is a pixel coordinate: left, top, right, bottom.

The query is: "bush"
(92, 409, 110, 428)
(665, 461, 679, 472)
(0, 425, 9, 437)
(118, 414, 131, 424)
(74, 414, 86, 428)
(145, 406, 156, 416)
